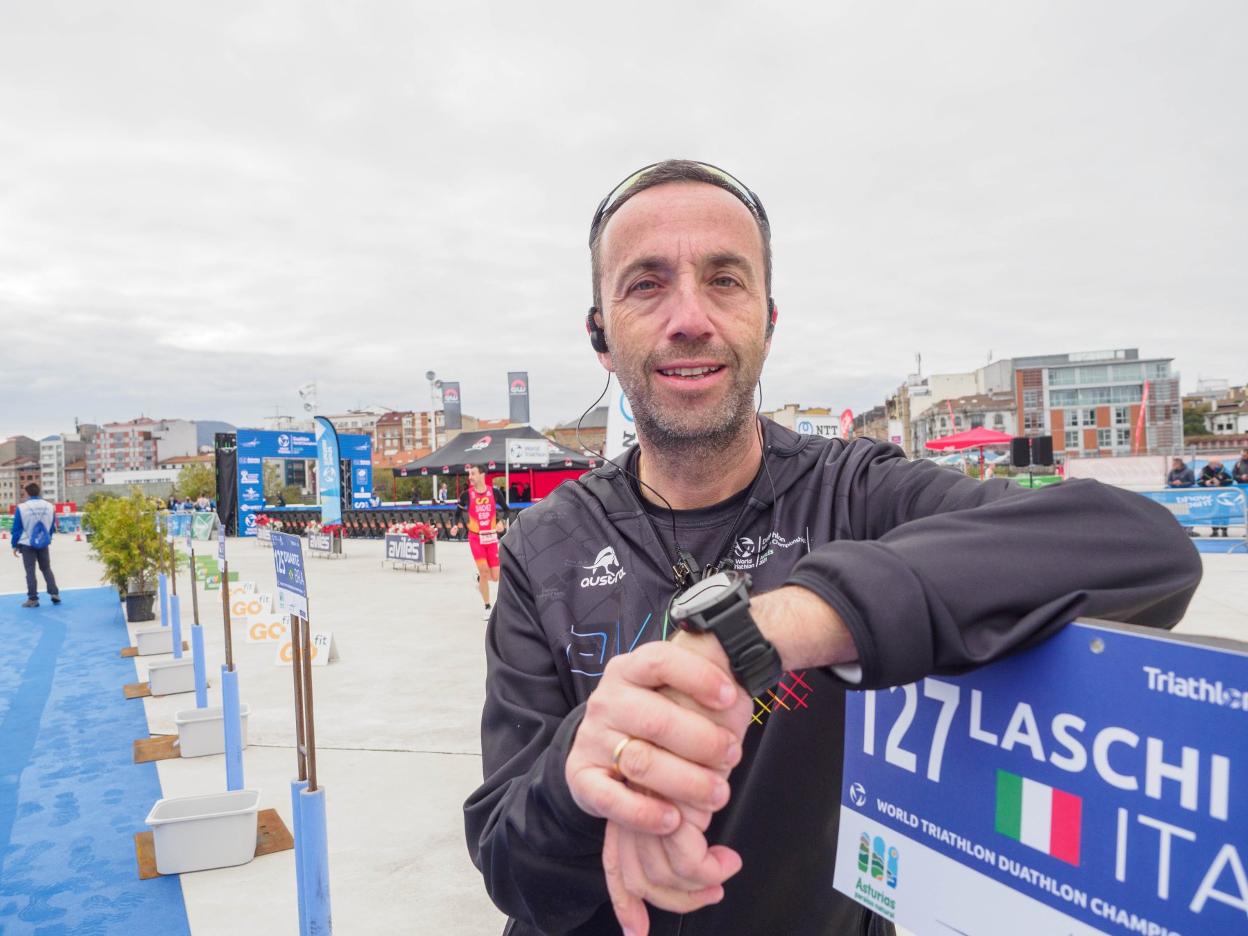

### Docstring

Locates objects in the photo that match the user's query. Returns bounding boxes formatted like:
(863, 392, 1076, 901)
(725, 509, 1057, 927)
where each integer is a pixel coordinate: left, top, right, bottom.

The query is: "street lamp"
(425, 370, 442, 451)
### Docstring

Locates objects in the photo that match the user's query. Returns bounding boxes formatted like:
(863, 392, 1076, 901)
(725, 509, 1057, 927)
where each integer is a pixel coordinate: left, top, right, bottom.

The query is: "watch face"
(670, 571, 737, 620)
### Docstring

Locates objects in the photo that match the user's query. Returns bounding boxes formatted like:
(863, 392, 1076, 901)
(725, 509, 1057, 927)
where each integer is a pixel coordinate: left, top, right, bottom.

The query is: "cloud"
(0, 1, 1245, 441)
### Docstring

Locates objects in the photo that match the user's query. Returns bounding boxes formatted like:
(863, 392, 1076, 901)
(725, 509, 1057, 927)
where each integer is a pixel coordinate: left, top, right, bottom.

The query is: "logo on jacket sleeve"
(581, 546, 625, 588)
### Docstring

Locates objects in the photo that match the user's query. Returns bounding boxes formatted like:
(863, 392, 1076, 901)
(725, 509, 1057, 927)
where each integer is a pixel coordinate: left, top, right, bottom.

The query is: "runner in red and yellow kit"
(459, 464, 504, 620)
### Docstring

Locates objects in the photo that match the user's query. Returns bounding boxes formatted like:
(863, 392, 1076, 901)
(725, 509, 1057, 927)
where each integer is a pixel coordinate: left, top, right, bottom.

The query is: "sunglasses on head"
(589, 161, 769, 241)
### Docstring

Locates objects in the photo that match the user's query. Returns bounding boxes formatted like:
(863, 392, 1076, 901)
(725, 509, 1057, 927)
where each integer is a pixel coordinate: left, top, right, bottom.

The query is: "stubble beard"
(614, 340, 763, 461)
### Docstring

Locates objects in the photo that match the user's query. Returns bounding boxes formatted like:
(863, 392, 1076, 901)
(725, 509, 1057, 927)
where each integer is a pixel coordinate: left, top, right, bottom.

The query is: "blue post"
(191, 625, 207, 708)
(299, 787, 332, 935)
(171, 594, 183, 659)
(221, 666, 244, 790)
(158, 573, 169, 628)
(291, 779, 309, 935)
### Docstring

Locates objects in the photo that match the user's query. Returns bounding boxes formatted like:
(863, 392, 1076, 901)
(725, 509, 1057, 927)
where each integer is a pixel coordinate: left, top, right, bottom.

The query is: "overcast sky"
(2, 2, 1244, 440)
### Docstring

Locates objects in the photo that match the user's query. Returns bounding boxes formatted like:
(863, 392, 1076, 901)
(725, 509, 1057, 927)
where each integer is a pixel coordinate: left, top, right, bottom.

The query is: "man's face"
(1210, 459, 1222, 468)
(467, 466, 483, 486)
(596, 181, 770, 453)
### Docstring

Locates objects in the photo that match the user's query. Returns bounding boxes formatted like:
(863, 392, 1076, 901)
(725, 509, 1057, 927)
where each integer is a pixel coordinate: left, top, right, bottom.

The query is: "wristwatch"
(669, 570, 783, 696)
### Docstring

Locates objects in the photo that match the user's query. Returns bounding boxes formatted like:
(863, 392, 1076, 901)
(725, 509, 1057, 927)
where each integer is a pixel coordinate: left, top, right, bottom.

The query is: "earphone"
(585, 299, 778, 354)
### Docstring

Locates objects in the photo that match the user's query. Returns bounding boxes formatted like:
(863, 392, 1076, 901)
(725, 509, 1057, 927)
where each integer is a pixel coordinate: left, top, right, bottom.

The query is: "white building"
(40, 435, 89, 503)
(1206, 400, 1248, 436)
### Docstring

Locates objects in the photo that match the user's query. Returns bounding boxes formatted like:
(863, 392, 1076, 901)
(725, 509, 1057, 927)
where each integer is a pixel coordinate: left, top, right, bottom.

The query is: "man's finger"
(601, 686, 741, 771)
(604, 822, 650, 936)
(573, 768, 680, 834)
(608, 641, 738, 711)
(660, 823, 741, 886)
(611, 735, 730, 814)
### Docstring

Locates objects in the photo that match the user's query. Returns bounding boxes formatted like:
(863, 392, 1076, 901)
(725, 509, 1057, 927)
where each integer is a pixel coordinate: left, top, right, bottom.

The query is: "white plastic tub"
(133, 626, 174, 656)
(147, 658, 197, 696)
(174, 704, 251, 758)
(145, 789, 260, 875)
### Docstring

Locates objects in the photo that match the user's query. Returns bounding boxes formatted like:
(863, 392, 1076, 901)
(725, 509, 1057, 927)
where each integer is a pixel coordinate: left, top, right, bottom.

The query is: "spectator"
(1233, 447, 1248, 485)
(12, 482, 60, 608)
(1167, 458, 1195, 487)
(196, 492, 211, 511)
(1199, 457, 1234, 537)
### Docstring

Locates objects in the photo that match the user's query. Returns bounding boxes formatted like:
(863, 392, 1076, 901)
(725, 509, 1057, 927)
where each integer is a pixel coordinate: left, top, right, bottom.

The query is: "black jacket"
(464, 423, 1201, 935)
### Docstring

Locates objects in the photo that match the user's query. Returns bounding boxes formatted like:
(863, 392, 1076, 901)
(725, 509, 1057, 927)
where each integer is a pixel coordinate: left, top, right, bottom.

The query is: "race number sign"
(270, 531, 308, 620)
(835, 620, 1247, 935)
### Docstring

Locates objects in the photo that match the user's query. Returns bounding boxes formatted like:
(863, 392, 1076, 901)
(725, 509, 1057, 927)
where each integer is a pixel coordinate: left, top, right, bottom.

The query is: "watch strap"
(706, 601, 783, 697)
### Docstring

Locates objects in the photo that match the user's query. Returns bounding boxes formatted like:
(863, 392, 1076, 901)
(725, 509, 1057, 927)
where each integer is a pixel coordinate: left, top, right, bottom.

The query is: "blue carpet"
(0, 587, 189, 935)
(1192, 537, 1247, 554)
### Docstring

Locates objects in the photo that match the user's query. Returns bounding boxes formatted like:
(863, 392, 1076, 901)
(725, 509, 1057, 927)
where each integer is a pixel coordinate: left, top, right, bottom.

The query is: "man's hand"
(602, 632, 752, 935)
(604, 816, 743, 936)
(566, 640, 744, 836)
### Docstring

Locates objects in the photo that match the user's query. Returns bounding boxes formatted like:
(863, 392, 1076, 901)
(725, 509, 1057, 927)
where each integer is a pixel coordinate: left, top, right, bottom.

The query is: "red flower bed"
(387, 521, 437, 543)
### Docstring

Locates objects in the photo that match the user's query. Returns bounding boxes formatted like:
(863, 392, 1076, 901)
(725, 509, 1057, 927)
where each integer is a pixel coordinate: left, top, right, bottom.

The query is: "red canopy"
(924, 427, 1014, 452)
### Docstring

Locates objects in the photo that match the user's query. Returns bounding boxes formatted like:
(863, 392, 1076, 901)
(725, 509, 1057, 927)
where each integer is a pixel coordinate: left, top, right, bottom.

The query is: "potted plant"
(87, 488, 165, 622)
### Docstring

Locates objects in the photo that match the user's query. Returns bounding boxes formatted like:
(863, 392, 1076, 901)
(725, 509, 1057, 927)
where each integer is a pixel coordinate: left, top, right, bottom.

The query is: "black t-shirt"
(628, 450, 758, 579)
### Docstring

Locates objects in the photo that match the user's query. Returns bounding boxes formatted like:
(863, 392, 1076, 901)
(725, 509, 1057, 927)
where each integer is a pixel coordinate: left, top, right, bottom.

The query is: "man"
(1198, 457, 1234, 536)
(1167, 456, 1195, 487)
(12, 482, 61, 608)
(1233, 447, 1248, 485)
(464, 161, 1202, 935)
(460, 464, 504, 620)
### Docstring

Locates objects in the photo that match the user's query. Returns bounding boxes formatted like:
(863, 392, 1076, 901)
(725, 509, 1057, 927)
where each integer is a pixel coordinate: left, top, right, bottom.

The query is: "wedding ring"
(611, 736, 636, 779)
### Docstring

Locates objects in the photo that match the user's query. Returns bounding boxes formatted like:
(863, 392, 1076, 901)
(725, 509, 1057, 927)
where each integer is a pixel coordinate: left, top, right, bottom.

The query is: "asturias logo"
(853, 832, 899, 919)
(468, 435, 492, 451)
(581, 546, 625, 588)
(510, 378, 527, 395)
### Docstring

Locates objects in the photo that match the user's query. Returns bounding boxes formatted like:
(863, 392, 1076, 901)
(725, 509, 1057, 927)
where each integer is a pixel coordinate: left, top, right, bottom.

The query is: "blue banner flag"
(835, 620, 1248, 935)
(314, 416, 343, 527)
(1138, 487, 1246, 528)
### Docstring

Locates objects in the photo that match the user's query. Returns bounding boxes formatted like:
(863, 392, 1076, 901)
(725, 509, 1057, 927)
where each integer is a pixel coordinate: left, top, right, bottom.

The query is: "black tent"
(397, 426, 597, 477)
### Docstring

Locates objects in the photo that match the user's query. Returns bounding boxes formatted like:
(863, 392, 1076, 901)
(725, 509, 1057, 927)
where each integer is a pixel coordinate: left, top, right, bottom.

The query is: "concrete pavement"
(1, 531, 1243, 934)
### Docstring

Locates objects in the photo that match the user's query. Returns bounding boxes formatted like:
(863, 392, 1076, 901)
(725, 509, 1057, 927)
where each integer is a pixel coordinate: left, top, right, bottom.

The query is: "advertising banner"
(270, 531, 308, 620)
(167, 512, 193, 538)
(508, 371, 531, 425)
(506, 438, 550, 467)
(835, 620, 1248, 935)
(605, 379, 636, 460)
(887, 419, 904, 447)
(234, 428, 372, 535)
(345, 435, 374, 509)
(840, 408, 855, 439)
(191, 512, 216, 540)
(384, 533, 424, 564)
(314, 416, 343, 527)
(306, 531, 336, 554)
(1138, 488, 1246, 528)
(795, 414, 840, 438)
(442, 382, 462, 431)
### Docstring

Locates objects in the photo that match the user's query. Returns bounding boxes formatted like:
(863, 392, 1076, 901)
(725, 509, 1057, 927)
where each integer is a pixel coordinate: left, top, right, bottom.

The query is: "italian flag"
(995, 769, 1082, 866)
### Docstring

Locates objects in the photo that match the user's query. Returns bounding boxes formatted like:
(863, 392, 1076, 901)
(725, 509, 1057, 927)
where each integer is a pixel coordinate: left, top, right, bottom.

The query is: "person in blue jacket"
(11, 482, 61, 608)
(1166, 457, 1195, 487)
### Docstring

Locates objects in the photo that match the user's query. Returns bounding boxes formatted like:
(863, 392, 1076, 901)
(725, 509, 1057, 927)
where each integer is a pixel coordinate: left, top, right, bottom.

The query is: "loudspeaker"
(1011, 437, 1031, 468)
(1033, 435, 1054, 467)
